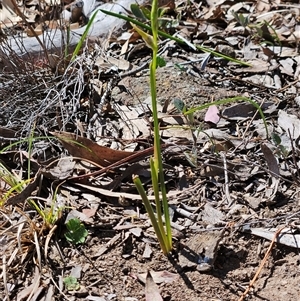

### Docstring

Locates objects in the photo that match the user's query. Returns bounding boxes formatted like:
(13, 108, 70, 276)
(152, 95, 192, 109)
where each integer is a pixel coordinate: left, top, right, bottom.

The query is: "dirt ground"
(49, 66, 300, 301)
(1, 1, 300, 301)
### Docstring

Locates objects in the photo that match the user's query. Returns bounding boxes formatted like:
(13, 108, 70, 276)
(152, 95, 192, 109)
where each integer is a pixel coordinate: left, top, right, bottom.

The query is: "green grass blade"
(71, 9, 100, 61)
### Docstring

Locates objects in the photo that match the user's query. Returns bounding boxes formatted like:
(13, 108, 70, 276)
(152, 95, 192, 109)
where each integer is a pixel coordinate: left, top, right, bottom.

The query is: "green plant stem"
(100, 9, 251, 66)
(150, 0, 172, 251)
(150, 157, 165, 240)
(133, 175, 168, 254)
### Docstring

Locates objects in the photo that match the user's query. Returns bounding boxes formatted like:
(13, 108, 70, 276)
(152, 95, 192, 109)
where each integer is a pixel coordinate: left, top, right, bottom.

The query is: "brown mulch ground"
(1, 0, 300, 300)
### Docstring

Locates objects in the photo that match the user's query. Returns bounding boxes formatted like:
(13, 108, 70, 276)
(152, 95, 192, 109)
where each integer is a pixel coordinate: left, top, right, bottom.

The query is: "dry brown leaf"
(95, 56, 131, 71)
(222, 103, 256, 120)
(255, 0, 271, 13)
(0, 0, 22, 28)
(145, 270, 163, 301)
(260, 143, 280, 177)
(159, 0, 175, 9)
(279, 58, 295, 76)
(234, 59, 274, 73)
(51, 131, 134, 167)
(136, 270, 178, 284)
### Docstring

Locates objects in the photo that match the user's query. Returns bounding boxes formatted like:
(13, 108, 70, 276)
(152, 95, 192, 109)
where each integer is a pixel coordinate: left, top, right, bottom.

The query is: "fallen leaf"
(222, 103, 256, 120)
(135, 270, 178, 284)
(51, 131, 133, 167)
(48, 157, 76, 180)
(143, 243, 153, 259)
(260, 143, 279, 176)
(17, 266, 40, 300)
(278, 110, 300, 140)
(82, 208, 97, 218)
(0, 0, 22, 28)
(145, 271, 163, 301)
(204, 105, 220, 125)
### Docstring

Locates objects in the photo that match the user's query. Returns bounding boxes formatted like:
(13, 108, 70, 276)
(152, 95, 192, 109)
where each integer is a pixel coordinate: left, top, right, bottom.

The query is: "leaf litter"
(1, 0, 300, 300)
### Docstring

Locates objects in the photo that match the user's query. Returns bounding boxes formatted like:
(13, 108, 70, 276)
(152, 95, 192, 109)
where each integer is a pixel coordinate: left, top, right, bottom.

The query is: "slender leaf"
(100, 9, 251, 66)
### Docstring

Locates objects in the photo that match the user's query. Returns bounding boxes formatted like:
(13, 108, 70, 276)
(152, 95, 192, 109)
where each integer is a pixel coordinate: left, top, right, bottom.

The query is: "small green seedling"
(232, 11, 250, 28)
(64, 218, 88, 245)
(63, 276, 80, 291)
(271, 132, 289, 158)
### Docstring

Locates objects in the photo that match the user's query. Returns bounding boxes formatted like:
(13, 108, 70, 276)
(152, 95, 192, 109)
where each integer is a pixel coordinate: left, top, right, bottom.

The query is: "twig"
(119, 61, 149, 78)
(34, 231, 42, 271)
(221, 151, 233, 206)
(2, 255, 10, 301)
(237, 226, 286, 301)
(275, 79, 300, 93)
(44, 225, 57, 260)
(287, 129, 300, 181)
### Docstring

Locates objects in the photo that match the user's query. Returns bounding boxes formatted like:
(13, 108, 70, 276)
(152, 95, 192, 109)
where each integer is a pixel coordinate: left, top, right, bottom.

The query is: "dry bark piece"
(178, 230, 224, 272)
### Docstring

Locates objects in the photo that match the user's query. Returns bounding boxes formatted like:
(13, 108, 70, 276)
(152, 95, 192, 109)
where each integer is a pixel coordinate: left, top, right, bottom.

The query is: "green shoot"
(124, 0, 172, 254)
(63, 276, 80, 291)
(27, 185, 64, 229)
(71, 9, 100, 61)
(0, 163, 31, 205)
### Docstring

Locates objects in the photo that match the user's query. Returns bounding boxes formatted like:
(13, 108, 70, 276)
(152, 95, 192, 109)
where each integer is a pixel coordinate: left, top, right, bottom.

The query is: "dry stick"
(34, 231, 42, 271)
(2, 255, 10, 301)
(287, 129, 300, 180)
(44, 225, 57, 260)
(275, 79, 300, 93)
(50, 276, 73, 301)
(221, 151, 233, 206)
(237, 226, 286, 301)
